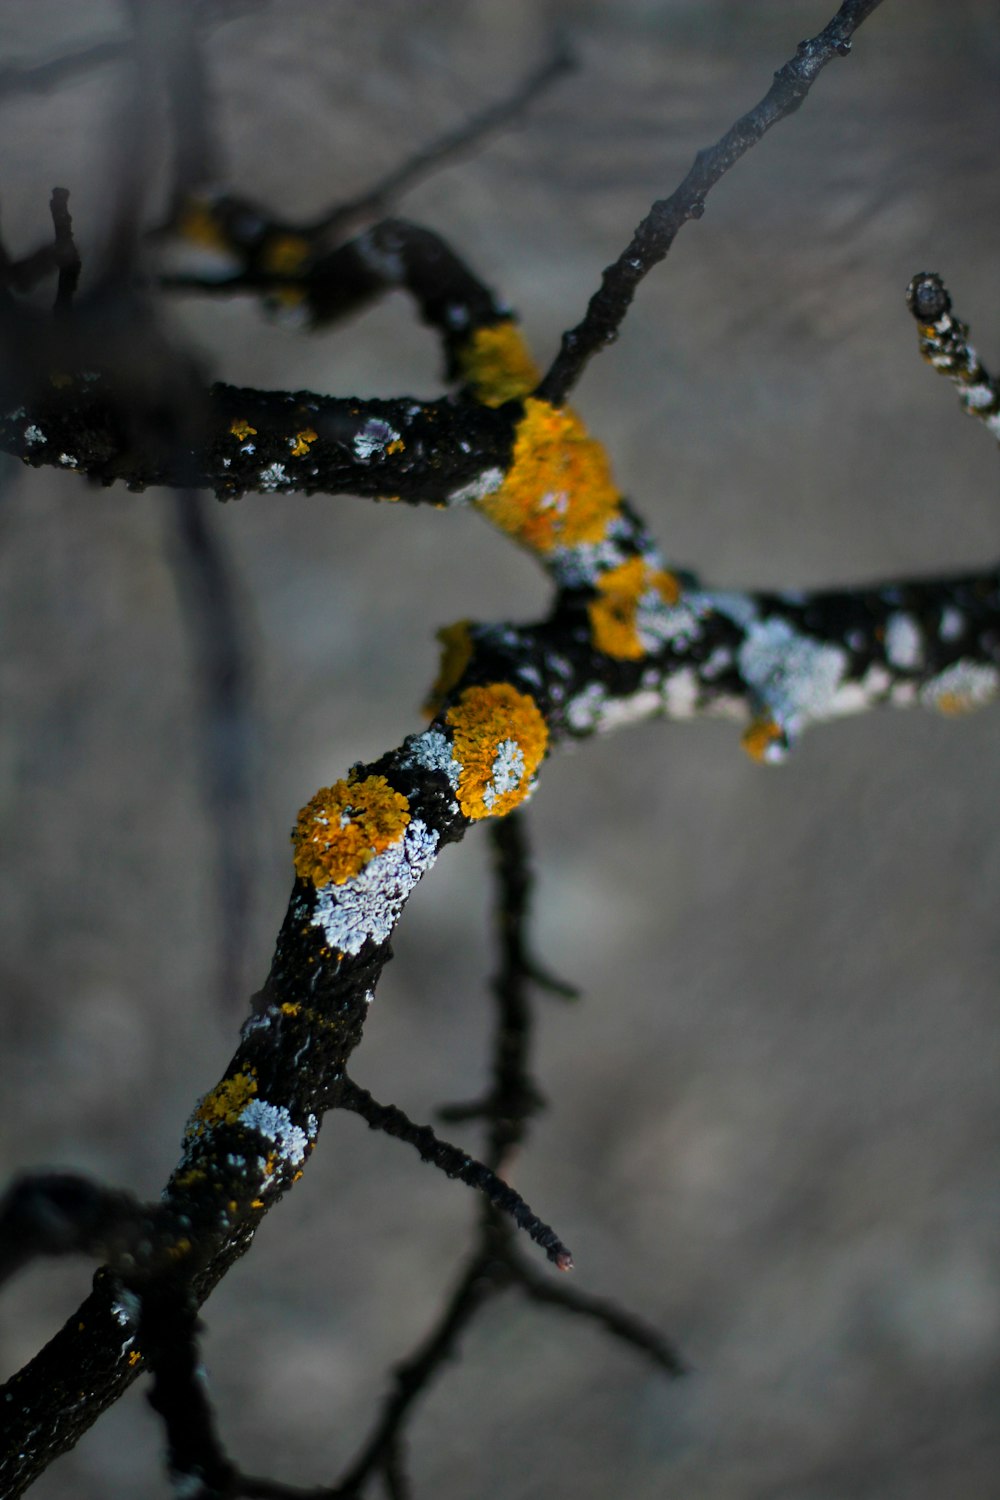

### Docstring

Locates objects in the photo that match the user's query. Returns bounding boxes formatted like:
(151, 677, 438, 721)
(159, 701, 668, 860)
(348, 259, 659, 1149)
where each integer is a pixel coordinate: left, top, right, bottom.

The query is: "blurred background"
(1, 2, 999, 1496)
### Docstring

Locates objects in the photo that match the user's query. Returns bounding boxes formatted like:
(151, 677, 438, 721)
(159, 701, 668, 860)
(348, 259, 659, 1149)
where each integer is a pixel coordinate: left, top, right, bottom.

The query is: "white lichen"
(939, 607, 965, 642)
(738, 616, 849, 741)
(353, 417, 400, 462)
(481, 739, 525, 810)
(239, 1099, 312, 1168)
(447, 466, 504, 505)
(312, 819, 440, 956)
(885, 612, 922, 670)
(921, 661, 998, 713)
(23, 425, 45, 445)
(259, 462, 287, 490)
(401, 729, 460, 789)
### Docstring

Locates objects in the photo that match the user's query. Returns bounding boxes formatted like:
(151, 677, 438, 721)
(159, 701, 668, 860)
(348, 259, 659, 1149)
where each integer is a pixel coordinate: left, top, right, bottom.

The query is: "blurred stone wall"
(1, 2, 998, 1496)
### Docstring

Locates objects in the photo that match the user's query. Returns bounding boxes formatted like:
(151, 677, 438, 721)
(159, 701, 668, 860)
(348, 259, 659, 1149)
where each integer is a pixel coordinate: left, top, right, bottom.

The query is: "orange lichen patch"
(292, 774, 411, 887)
(192, 1069, 258, 1131)
(457, 321, 541, 407)
(259, 233, 311, 276)
(588, 557, 681, 660)
(445, 682, 548, 819)
(177, 199, 230, 254)
(936, 691, 979, 716)
(741, 718, 783, 764)
(229, 418, 257, 441)
(290, 427, 318, 457)
(477, 398, 621, 555)
(386, 438, 405, 455)
(280, 1001, 301, 1016)
(128, 1349, 142, 1368)
(424, 619, 474, 716)
(251, 1197, 265, 1210)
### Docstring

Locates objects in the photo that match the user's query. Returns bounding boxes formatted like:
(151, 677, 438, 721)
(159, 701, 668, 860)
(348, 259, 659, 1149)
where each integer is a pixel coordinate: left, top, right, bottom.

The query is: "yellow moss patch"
(445, 682, 548, 819)
(259, 233, 311, 276)
(588, 557, 681, 660)
(229, 418, 257, 441)
(293, 774, 411, 887)
(741, 719, 783, 764)
(457, 321, 541, 407)
(193, 1070, 258, 1130)
(290, 427, 317, 457)
(477, 398, 621, 555)
(424, 619, 474, 716)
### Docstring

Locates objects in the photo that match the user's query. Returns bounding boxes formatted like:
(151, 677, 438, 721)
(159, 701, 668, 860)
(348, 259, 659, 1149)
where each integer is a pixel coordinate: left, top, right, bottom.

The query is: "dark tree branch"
(536, 0, 888, 405)
(337, 1077, 573, 1268)
(307, 40, 574, 242)
(907, 271, 1000, 443)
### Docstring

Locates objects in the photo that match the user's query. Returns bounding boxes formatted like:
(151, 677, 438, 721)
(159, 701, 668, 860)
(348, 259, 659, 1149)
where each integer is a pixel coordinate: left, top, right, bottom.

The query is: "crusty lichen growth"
(191, 1069, 258, 1132)
(476, 398, 622, 555)
(424, 619, 474, 716)
(741, 717, 784, 764)
(293, 774, 411, 887)
(445, 682, 548, 819)
(457, 321, 541, 407)
(589, 557, 682, 659)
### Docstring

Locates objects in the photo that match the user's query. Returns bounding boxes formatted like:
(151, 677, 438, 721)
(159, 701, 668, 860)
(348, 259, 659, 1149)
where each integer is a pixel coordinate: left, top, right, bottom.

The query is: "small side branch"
(907, 272, 1000, 445)
(536, 0, 887, 404)
(337, 1078, 572, 1269)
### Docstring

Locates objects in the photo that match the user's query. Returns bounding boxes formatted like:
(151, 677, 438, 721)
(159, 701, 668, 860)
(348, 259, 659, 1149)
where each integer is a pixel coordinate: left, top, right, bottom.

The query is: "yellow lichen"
(259, 233, 311, 276)
(477, 398, 621, 555)
(173, 1167, 207, 1190)
(457, 321, 541, 407)
(386, 438, 405, 456)
(445, 682, 548, 819)
(229, 418, 257, 441)
(165, 1238, 192, 1262)
(128, 1349, 142, 1368)
(280, 1001, 301, 1016)
(192, 1069, 258, 1130)
(741, 718, 783, 764)
(588, 557, 681, 660)
(292, 774, 411, 887)
(936, 691, 978, 716)
(290, 427, 318, 457)
(424, 619, 474, 716)
(177, 199, 230, 254)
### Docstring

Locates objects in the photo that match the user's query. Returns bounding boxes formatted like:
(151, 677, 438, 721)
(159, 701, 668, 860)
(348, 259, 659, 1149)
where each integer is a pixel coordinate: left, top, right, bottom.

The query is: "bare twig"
(536, 0, 888, 405)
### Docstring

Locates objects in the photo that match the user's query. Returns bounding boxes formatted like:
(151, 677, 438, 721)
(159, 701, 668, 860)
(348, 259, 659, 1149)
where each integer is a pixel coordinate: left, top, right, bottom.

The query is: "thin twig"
(536, 0, 888, 405)
(307, 40, 574, 240)
(338, 1077, 572, 1268)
